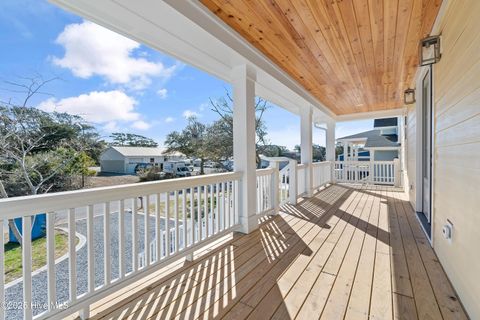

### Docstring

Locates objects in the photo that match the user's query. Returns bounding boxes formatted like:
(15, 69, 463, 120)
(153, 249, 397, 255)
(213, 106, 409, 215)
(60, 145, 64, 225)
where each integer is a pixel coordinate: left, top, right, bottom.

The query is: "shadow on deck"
(71, 184, 467, 320)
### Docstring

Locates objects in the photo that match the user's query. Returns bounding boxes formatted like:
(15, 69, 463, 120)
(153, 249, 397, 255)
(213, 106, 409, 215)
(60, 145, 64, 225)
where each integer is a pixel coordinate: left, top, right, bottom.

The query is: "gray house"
(337, 117, 400, 162)
(100, 146, 184, 174)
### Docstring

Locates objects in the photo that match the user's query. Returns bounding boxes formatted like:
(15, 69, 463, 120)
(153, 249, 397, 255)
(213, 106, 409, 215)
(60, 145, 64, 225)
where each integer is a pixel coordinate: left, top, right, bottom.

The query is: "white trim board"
(414, 65, 435, 245)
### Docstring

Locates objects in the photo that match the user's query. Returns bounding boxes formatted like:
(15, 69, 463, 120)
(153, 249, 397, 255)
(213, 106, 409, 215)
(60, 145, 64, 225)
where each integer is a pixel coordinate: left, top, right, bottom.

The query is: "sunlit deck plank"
(69, 184, 468, 320)
(369, 186, 393, 320)
(254, 187, 368, 319)
(344, 186, 381, 320)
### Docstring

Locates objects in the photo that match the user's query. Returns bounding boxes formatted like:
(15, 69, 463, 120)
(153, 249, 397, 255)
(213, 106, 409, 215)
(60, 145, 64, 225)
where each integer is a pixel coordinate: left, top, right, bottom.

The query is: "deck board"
(77, 184, 467, 320)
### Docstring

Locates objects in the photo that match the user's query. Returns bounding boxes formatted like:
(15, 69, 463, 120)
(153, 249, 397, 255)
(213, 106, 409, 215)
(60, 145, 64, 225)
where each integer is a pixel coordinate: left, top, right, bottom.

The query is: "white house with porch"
(334, 117, 402, 186)
(337, 117, 401, 162)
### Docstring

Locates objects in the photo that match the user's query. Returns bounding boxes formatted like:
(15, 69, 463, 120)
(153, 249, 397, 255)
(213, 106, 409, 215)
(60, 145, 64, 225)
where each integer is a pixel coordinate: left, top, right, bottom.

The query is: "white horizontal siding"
(432, 1, 480, 318)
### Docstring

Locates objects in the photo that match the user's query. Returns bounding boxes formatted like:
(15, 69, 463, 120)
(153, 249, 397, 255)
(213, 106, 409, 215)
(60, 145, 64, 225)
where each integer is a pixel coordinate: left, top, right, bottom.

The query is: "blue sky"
(0, 0, 372, 149)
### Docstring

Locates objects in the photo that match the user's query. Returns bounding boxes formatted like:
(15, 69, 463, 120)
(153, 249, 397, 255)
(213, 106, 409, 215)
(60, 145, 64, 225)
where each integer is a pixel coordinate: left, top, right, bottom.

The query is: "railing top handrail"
(0, 171, 242, 219)
(335, 160, 395, 164)
(297, 163, 307, 169)
(312, 161, 331, 167)
(256, 167, 275, 176)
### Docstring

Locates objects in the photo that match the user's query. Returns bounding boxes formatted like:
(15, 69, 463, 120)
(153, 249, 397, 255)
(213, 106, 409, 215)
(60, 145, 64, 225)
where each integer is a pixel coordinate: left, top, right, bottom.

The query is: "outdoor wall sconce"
(404, 88, 416, 105)
(419, 35, 441, 66)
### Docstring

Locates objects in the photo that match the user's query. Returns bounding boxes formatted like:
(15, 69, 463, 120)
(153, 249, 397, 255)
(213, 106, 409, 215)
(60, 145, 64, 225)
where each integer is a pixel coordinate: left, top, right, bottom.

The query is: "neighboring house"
(337, 117, 400, 162)
(100, 146, 184, 174)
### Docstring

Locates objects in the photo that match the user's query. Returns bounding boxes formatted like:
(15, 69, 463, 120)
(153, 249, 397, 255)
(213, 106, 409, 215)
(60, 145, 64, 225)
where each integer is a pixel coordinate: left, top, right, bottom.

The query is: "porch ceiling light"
(419, 35, 441, 66)
(404, 88, 416, 105)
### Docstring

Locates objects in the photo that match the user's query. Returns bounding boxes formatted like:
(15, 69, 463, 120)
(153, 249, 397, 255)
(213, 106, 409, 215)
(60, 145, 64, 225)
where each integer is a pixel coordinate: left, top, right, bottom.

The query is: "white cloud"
(38, 90, 140, 124)
(165, 117, 175, 123)
(52, 21, 177, 90)
(157, 88, 168, 99)
(131, 120, 151, 130)
(182, 110, 200, 119)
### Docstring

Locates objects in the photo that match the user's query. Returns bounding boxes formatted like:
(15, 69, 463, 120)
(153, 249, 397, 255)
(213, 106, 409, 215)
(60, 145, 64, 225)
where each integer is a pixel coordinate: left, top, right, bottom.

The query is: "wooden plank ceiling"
(200, 0, 442, 115)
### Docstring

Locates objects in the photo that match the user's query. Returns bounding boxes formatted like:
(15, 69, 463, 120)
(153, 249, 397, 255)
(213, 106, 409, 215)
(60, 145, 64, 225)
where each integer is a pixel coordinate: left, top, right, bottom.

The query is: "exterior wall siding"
(432, 1, 480, 318)
(373, 150, 398, 161)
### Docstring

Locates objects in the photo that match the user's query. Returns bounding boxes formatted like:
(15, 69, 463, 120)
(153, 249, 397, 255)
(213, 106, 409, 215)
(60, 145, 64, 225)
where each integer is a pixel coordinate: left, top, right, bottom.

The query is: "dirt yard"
(84, 174, 140, 188)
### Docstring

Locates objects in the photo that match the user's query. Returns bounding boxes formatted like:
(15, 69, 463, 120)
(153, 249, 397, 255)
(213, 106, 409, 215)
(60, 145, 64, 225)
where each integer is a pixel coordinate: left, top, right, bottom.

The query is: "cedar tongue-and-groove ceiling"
(200, 0, 442, 115)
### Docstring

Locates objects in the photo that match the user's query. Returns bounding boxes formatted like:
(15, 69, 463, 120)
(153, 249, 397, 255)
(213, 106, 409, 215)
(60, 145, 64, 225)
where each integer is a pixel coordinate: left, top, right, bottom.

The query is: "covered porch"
(68, 184, 466, 320)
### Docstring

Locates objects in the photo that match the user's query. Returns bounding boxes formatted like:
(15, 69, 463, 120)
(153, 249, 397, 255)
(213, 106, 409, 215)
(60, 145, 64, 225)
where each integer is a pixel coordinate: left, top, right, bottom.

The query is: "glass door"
(422, 68, 432, 223)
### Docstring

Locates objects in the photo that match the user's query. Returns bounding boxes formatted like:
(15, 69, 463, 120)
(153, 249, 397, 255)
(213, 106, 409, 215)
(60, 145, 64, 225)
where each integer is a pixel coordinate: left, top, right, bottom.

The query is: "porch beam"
(232, 65, 258, 234)
(300, 107, 313, 197)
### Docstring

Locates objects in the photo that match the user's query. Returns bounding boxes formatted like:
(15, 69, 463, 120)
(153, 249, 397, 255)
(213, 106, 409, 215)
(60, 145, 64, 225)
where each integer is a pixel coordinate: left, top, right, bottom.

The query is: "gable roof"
(338, 130, 400, 148)
(373, 117, 398, 128)
(111, 146, 168, 157)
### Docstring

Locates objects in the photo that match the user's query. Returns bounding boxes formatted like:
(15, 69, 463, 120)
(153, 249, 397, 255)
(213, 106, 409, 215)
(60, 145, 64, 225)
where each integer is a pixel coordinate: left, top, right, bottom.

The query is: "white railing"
(0, 172, 241, 320)
(278, 161, 333, 204)
(255, 168, 275, 216)
(312, 161, 332, 189)
(0, 160, 336, 320)
(278, 164, 292, 205)
(296, 164, 307, 196)
(334, 160, 399, 185)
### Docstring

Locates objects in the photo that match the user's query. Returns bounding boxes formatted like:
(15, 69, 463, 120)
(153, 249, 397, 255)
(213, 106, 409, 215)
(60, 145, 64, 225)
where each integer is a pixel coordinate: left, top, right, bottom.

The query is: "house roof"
(111, 146, 183, 157)
(338, 130, 400, 148)
(374, 117, 398, 128)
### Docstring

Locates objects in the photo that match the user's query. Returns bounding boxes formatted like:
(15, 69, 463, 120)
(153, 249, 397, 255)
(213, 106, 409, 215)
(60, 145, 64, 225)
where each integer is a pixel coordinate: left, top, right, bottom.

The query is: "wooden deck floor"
(81, 184, 468, 320)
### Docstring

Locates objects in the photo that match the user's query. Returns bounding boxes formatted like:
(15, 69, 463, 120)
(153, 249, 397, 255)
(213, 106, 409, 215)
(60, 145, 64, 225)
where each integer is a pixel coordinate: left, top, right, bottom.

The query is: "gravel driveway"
(4, 212, 180, 319)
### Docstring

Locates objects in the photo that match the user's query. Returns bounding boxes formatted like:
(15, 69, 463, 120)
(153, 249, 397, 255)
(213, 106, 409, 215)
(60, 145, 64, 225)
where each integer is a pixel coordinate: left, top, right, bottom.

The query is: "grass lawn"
(4, 230, 74, 283)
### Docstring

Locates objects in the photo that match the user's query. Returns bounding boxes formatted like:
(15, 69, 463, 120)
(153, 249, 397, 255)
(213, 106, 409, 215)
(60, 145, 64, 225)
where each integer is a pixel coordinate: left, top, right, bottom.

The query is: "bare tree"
(209, 89, 269, 167)
(0, 76, 94, 245)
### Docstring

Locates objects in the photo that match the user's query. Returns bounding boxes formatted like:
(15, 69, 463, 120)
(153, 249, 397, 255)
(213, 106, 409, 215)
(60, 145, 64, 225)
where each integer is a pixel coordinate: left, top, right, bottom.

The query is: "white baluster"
(155, 194, 161, 261)
(119, 200, 126, 278)
(68, 208, 77, 302)
(47, 213, 56, 311)
(144, 195, 150, 267)
(0, 219, 4, 320)
(23, 216, 32, 320)
(104, 202, 111, 285)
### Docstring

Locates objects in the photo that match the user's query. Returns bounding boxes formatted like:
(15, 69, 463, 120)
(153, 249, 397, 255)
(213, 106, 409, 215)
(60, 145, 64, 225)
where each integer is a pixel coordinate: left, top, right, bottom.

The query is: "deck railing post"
(232, 65, 258, 234)
(288, 159, 298, 204)
(300, 107, 313, 197)
(394, 158, 401, 187)
(369, 150, 375, 184)
(269, 161, 280, 214)
(79, 308, 90, 320)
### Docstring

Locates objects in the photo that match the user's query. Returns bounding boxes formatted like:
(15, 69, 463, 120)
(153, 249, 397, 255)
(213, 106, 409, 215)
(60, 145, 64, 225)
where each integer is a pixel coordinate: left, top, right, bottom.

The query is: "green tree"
(335, 143, 344, 160)
(262, 144, 289, 157)
(0, 75, 103, 244)
(293, 144, 326, 162)
(110, 133, 158, 147)
(0, 107, 101, 244)
(165, 117, 210, 174)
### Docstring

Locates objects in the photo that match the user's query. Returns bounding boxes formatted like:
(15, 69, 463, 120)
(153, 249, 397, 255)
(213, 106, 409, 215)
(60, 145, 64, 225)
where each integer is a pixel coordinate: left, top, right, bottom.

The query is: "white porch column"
(326, 122, 336, 162)
(326, 122, 336, 183)
(232, 65, 257, 234)
(300, 107, 313, 197)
